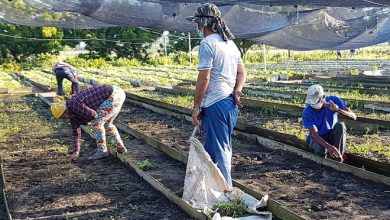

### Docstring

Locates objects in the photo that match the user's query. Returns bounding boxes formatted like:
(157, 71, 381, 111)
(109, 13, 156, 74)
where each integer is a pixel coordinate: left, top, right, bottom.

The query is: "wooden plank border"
(16, 73, 53, 92)
(0, 156, 12, 220)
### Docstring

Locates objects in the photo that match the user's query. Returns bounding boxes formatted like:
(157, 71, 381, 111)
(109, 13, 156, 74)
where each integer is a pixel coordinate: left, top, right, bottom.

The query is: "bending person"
(52, 61, 80, 96)
(303, 84, 356, 161)
(50, 85, 127, 160)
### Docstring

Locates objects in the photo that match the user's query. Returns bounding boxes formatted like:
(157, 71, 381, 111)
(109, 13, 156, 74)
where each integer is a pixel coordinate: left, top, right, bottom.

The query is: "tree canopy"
(0, 23, 64, 63)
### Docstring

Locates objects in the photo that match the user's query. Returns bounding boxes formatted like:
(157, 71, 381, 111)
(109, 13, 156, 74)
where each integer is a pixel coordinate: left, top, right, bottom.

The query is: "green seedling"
(136, 159, 157, 171)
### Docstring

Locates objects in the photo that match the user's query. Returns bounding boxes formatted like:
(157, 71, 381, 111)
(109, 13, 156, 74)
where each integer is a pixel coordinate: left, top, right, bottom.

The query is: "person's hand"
(327, 100, 339, 112)
(192, 107, 202, 127)
(326, 145, 341, 159)
(234, 90, 244, 108)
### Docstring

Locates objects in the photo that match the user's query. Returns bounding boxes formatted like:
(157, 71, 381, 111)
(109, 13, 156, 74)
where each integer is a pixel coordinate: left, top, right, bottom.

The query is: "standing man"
(50, 85, 127, 160)
(302, 85, 357, 161)
(187, 3, 247, 187)
(52, 61, 80, 96)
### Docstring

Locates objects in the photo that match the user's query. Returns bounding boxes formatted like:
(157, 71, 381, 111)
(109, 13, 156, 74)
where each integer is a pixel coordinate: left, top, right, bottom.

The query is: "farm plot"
(81, 66, 192, 86)
(245, 84, 390, 105)
(0, 73, 30, 91)
(116, 101, 390, 219)
(79, 65, 306, 87)
(132, 90, 390, 163)
(0, 97, 192, 219)
(244, 91, 390, 121)
(20, 69, 390, 162)
(18, 70, 73, 94)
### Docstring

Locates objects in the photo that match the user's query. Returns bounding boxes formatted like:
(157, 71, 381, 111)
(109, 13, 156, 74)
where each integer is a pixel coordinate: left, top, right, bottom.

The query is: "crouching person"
(50, 85, 127, 160)
(302, 85, 356, 161)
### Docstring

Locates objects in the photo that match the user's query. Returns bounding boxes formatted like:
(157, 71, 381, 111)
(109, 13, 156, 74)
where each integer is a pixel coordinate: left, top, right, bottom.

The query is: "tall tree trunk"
(10, 51, 21, 63)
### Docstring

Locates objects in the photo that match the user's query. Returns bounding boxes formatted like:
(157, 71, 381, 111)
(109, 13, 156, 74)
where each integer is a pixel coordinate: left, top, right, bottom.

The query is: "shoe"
(116, 146, 127, 154)
(88, 151, 109, 160)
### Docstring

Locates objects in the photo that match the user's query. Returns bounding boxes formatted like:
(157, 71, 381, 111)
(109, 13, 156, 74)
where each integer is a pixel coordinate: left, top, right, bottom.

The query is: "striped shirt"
(66, 85, 113, 152)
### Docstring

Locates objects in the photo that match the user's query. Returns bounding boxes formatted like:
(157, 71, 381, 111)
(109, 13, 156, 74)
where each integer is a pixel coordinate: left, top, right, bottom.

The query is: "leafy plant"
(136, 159, 157, 171)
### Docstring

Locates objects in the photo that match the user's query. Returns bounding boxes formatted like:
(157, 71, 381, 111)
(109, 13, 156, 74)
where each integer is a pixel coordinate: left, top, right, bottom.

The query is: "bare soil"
(0, 97, 192, 220)
(118, 102, 390, 220)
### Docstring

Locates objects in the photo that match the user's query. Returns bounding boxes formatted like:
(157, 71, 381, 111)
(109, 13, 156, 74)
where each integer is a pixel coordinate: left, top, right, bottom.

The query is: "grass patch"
(213, 198, 247, 218)
(348, 133, 390, 161)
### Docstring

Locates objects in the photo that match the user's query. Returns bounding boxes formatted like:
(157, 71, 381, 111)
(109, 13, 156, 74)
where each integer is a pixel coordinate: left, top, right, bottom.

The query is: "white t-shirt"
(197, 33, 243, 108)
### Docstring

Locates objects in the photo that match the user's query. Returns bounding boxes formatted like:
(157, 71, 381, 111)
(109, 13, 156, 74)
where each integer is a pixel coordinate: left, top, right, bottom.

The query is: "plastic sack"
(182, 128, 271, 219)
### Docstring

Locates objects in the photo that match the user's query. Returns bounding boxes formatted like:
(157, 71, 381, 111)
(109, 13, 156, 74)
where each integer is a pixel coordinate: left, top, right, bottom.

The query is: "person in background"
(50, 85, 127, 160)
(302, 85, 356, 161)
(336, 50, 342, 59)
(187, 3, 247, 187)
(52, 61, 80, 96)
(348, 49, 356, 59)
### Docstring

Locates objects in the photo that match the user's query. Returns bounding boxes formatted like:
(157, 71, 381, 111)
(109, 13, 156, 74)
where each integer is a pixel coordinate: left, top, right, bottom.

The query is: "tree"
(0, 22, 64, 63)
(65, 27, 160, 61)
(234, 38, 257, 58)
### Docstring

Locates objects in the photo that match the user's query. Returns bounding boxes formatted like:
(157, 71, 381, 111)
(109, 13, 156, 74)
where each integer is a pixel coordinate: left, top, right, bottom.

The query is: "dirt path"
(0, 97, 192, 219)
(118, 102, 390, 219)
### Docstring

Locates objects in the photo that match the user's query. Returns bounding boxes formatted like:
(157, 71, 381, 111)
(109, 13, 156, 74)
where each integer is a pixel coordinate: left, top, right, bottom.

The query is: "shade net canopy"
(0, 0, 389, 50)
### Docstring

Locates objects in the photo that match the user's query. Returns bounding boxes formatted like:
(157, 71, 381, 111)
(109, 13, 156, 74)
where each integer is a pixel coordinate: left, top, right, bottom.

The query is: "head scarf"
(186, 3, 235, 41)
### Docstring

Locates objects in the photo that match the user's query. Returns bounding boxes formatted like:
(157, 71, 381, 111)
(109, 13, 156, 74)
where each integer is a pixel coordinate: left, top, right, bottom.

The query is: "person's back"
(52, 62, 77, 77)
(199, 33, 242, 107)
(66, 85, 113, 121)
(52, 61, 80, 96)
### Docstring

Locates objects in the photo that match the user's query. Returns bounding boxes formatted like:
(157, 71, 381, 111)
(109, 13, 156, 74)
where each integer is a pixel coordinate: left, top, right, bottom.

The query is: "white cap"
(305, 84, 324, 105)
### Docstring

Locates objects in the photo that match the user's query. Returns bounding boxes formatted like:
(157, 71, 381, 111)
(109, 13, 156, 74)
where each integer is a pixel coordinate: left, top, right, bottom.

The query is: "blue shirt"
(302, 96, 346, 142)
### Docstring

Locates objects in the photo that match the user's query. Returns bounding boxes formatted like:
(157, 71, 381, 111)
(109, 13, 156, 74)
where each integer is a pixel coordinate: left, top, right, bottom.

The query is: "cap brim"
(186, 16, 200, 23)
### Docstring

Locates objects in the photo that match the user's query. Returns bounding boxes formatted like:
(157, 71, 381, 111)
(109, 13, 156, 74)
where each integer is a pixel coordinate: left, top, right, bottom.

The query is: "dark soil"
(118, 102, 390, 220)
(0, 97, 192, 220)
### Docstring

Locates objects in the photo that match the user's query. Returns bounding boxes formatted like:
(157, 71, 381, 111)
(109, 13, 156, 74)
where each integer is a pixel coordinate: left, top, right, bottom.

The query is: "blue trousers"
(202, 95, 238, 187)
(55, 68, 80, 96)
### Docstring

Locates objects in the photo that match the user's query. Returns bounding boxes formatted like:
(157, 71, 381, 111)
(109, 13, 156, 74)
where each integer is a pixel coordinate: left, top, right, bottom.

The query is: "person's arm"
(70, 121, 81, 153)
(327, 100, 357, 120)
(192, 41, 213, 126)
(309, 126, 341, 159)
(192, 69, 211, 126)
(194, 70, 211, 108)
(233, 63, 246, 107)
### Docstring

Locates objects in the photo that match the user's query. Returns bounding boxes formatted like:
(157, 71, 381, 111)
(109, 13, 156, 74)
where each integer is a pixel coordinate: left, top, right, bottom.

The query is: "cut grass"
(213, 198, 247, 218)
